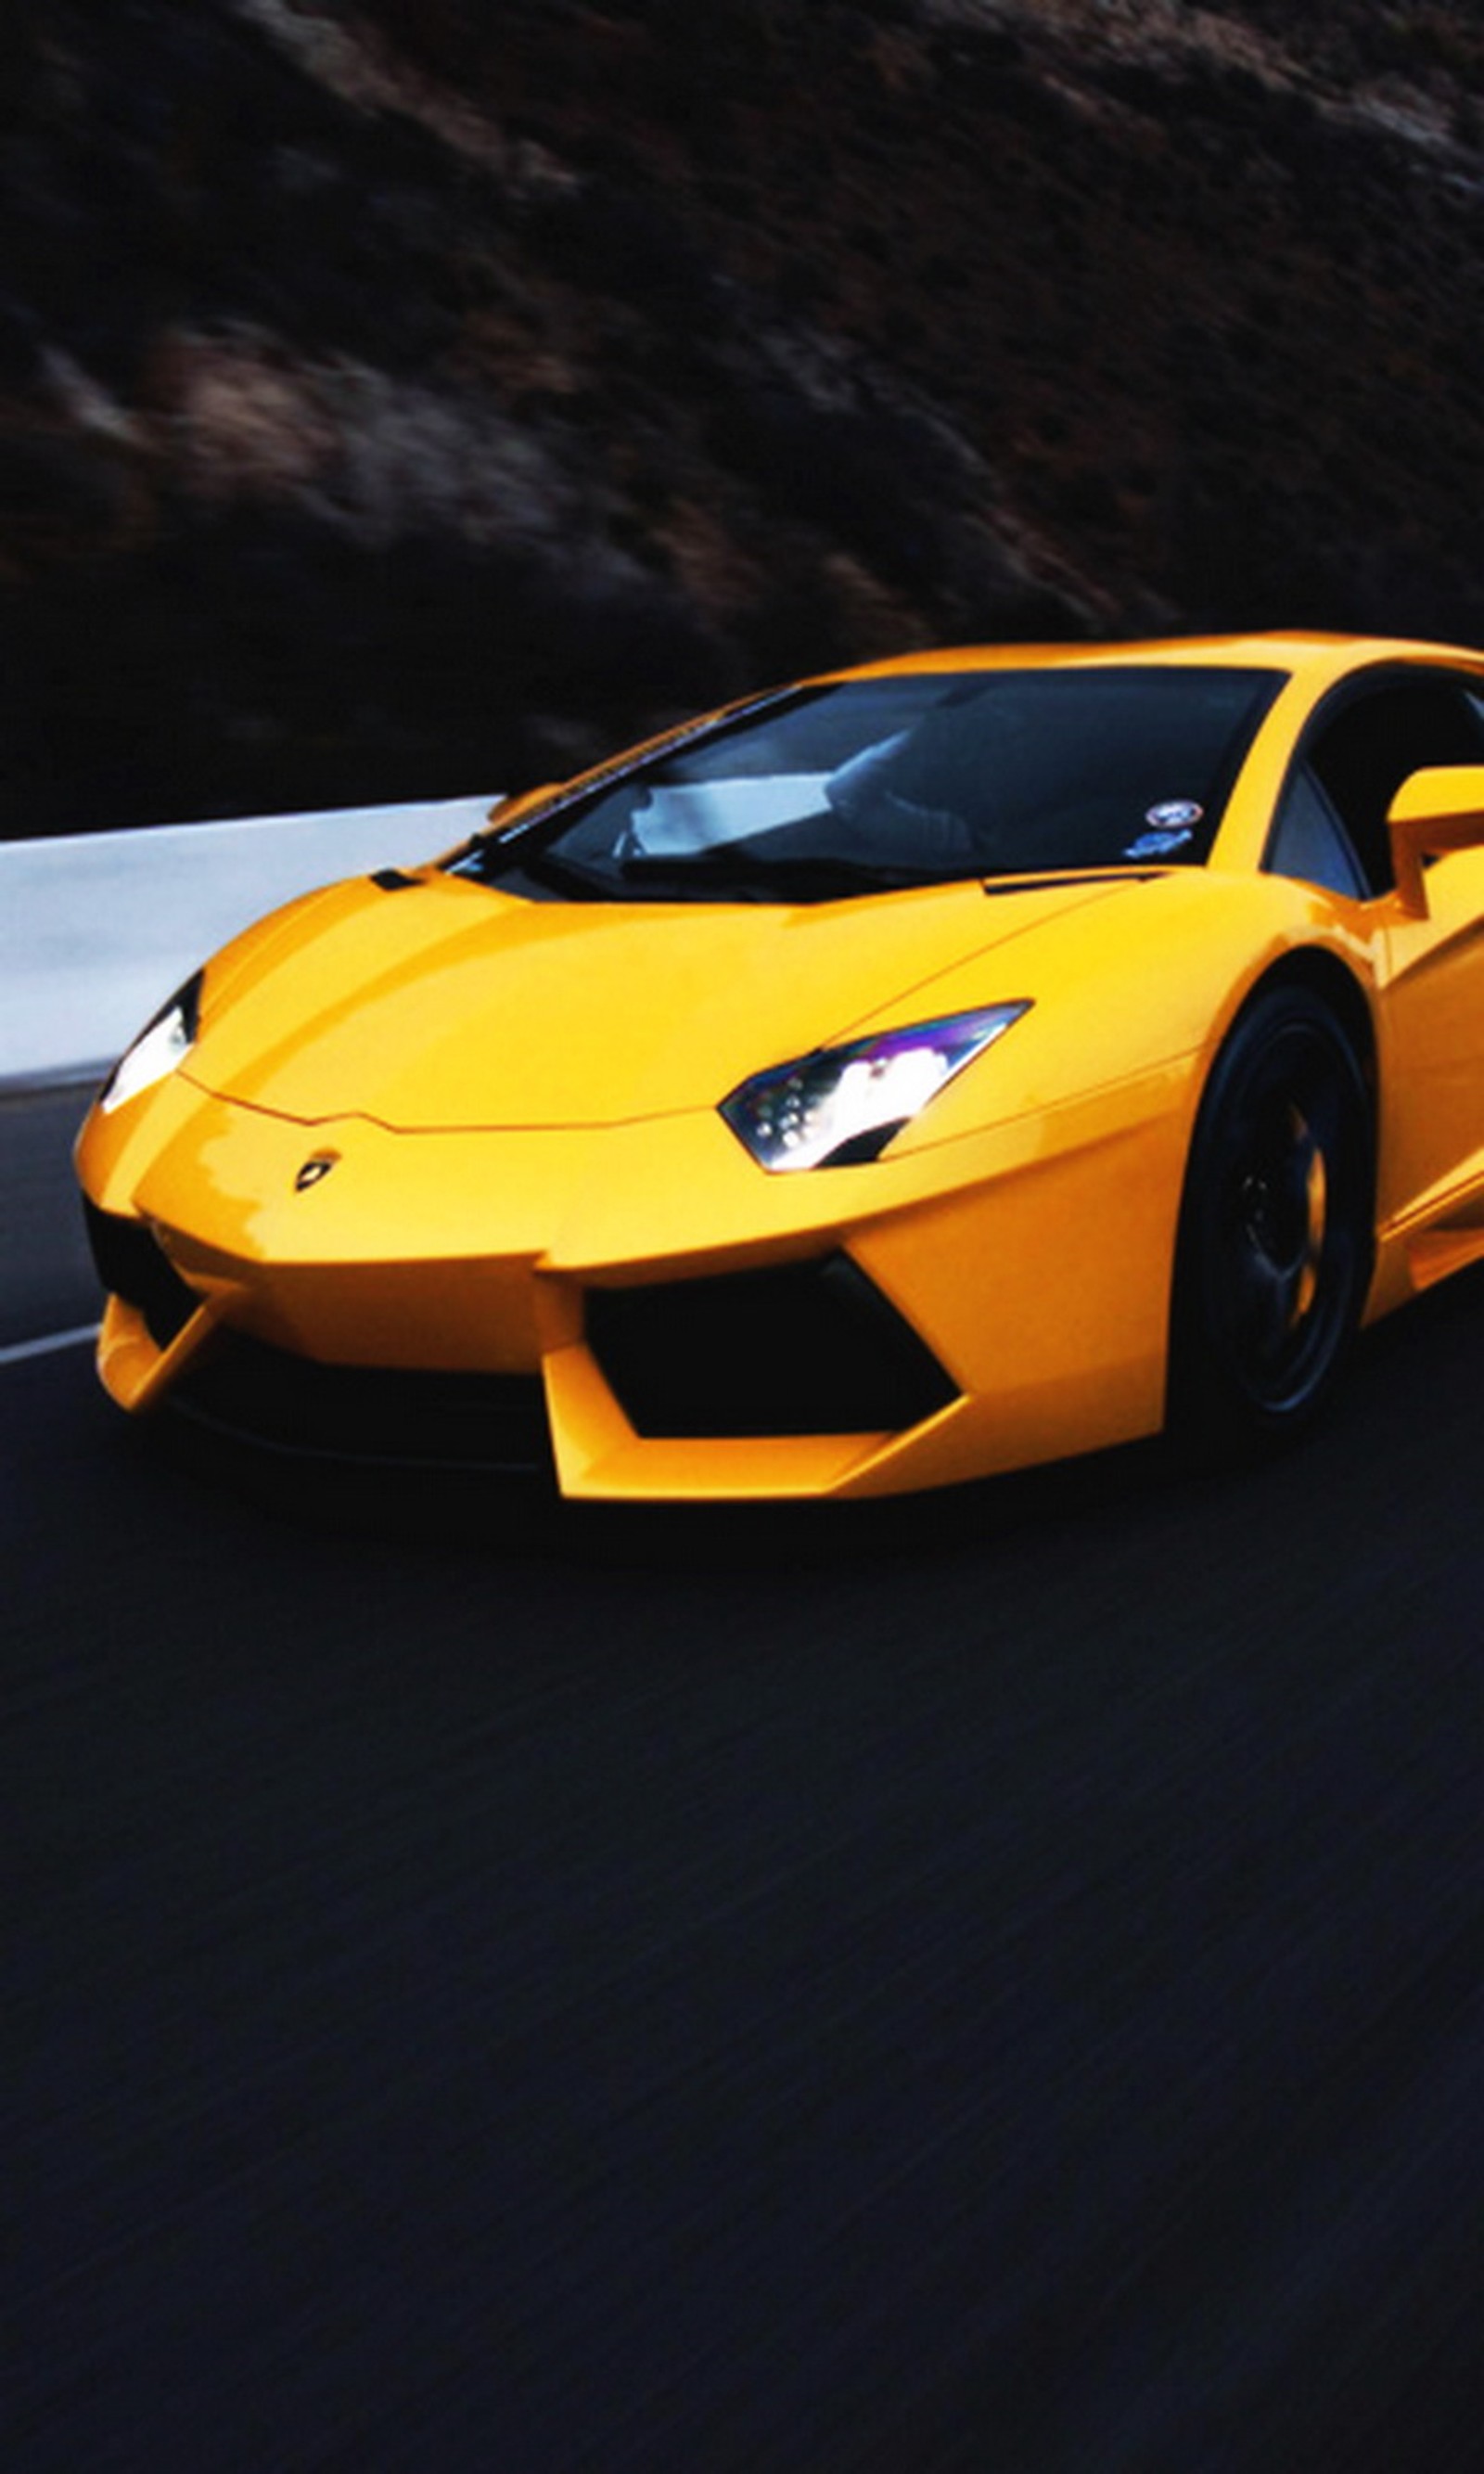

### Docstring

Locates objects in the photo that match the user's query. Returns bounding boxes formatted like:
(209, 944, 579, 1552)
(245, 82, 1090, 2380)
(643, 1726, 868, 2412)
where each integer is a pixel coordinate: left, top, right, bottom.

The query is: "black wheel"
(1169, 983, 1374, 1457)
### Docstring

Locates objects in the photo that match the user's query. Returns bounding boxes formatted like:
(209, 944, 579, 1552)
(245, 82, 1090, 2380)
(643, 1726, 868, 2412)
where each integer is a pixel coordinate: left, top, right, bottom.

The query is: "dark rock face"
(3, 0, 1483, 832)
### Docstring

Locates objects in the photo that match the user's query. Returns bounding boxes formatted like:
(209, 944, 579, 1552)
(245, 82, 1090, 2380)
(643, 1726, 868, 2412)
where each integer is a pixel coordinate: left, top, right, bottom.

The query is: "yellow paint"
(75, 631, 1484, 1497)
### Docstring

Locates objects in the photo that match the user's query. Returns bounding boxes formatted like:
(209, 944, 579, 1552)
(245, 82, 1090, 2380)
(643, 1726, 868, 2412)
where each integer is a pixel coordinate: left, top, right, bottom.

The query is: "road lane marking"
(0, 1323, 99, 1366)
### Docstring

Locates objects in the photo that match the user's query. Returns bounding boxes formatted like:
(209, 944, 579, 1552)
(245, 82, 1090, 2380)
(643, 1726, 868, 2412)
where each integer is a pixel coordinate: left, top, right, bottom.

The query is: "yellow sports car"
(76, 633, 1484, 1499)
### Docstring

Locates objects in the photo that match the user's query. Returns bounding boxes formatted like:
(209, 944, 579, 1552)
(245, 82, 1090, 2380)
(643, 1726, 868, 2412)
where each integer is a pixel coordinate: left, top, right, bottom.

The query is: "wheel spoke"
(1226, 1098, 1333, 1363)
(1229, 1231, 1299, 1366)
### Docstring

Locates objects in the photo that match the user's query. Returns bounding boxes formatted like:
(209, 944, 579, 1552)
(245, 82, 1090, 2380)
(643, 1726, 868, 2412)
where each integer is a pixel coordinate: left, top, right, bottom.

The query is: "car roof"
(817, 632, 1484, 688)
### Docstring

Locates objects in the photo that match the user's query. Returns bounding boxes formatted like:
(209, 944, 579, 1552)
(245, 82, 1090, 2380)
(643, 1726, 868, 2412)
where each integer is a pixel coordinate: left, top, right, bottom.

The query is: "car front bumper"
(76, 1061, 1192, 1499)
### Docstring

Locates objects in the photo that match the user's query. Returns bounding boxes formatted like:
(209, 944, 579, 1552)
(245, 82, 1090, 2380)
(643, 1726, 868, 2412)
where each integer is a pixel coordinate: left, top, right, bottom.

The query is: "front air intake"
(82, 1199, 200, 1350)
(585, 1253, 957, 1438)
(169, 1333, 553, 1471)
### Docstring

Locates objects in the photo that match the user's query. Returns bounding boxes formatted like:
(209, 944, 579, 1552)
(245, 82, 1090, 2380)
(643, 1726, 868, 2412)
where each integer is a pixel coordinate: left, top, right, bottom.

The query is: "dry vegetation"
(2, 0, 1483, 828)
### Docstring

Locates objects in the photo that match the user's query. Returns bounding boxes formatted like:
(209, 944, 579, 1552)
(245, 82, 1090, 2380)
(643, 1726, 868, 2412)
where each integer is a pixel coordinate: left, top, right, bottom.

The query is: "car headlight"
(720, 1002, 1030, 1171)
(99, 971, 204, 1115)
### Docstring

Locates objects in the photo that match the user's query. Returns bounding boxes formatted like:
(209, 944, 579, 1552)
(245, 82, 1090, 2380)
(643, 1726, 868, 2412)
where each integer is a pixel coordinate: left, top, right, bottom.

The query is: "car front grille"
(584, 1253, 958, 1439)
(169, 1330, 554, 1472)
(82, 1199, 200, 1350)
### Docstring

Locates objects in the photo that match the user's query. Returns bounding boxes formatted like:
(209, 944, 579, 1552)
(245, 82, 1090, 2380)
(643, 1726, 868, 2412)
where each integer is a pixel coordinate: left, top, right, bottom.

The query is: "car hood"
(183, 867, 1141, 1131)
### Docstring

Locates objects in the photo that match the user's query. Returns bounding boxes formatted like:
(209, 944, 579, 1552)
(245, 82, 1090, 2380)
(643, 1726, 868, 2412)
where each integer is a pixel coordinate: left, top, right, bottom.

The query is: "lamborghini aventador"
(76, 633, 1484, 1498)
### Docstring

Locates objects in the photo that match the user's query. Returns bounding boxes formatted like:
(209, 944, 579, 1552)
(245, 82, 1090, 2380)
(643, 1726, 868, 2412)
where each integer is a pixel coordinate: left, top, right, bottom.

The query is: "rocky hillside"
(4, 0, 1484, 832)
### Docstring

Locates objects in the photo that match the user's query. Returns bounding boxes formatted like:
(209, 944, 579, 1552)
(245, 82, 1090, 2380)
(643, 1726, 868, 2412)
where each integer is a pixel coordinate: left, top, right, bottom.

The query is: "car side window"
(1281, 674, 1484, 897)
(1266, 764, 1368, 899)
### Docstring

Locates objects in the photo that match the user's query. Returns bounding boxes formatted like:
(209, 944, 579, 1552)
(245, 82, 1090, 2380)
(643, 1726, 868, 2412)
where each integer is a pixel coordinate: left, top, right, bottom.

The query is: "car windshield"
(453, 664, 1286, 903)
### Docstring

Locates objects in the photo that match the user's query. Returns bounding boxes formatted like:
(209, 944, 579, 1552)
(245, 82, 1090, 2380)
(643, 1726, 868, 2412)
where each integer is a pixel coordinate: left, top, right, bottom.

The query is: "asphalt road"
(6, 1089, 1484, 2472)
(0, 1083, 99, 1347)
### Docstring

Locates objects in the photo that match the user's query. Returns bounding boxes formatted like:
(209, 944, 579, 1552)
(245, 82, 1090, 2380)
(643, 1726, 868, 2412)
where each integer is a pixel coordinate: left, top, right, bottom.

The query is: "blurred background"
(3, 0, 1484, 836)
(11, 21, 1484, 2468)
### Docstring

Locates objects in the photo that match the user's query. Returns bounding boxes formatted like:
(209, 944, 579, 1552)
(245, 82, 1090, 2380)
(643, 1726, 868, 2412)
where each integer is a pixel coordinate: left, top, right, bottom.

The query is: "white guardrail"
(0, 794, 496, 1093)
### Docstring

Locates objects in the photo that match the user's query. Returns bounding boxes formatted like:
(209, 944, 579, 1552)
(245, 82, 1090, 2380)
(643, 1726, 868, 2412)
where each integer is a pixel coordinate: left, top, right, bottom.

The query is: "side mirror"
(1387, 764, 1484, 915)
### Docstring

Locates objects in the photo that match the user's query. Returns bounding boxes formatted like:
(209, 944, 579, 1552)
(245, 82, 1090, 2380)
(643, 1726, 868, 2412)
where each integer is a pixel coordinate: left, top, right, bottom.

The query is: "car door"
(1273, 668, 1484, 1231)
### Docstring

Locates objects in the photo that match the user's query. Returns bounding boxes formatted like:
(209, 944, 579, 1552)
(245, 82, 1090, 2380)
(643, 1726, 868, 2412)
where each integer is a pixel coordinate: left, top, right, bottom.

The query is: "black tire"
(1168, 983, 1374, 1458)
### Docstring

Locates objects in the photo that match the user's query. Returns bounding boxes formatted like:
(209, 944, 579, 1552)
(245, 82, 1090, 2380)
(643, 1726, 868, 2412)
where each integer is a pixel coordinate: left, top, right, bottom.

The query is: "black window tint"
(1301, 675, 1484, 895)
(826, 669, 1276, 875)
(1266, 765, 1368, 898)
(461, 666, 1286, 902)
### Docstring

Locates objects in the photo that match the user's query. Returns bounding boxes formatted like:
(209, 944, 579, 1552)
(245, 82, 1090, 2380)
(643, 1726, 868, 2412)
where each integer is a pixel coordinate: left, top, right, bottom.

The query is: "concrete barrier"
(0, 794, 494, 1091)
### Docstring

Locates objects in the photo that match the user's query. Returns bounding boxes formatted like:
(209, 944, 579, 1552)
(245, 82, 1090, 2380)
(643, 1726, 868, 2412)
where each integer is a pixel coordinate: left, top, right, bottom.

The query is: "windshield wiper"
(618, 850, 955, 901)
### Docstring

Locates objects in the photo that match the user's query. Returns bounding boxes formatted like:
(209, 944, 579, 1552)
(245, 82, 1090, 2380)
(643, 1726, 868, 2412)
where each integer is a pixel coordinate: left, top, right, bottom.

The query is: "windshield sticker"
(1123, 800, 1205, 861)
(1124, 823, 1196, 859)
